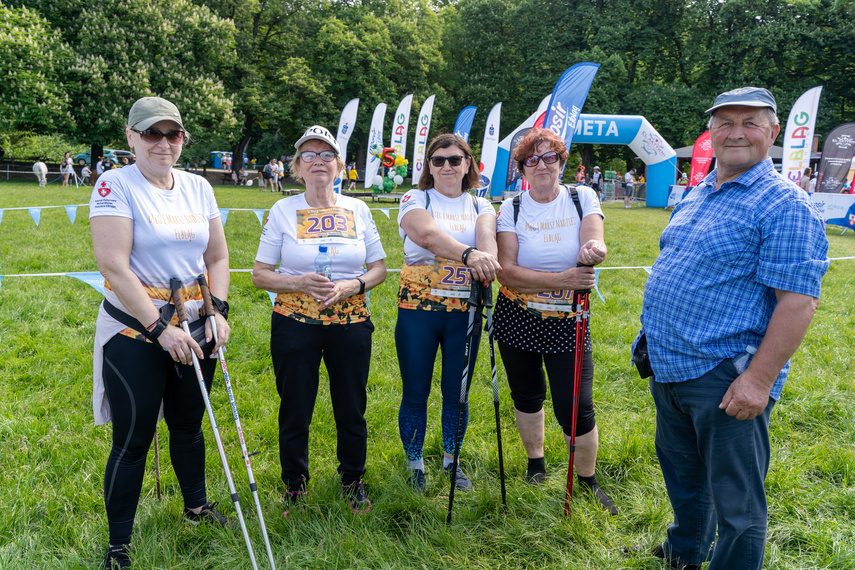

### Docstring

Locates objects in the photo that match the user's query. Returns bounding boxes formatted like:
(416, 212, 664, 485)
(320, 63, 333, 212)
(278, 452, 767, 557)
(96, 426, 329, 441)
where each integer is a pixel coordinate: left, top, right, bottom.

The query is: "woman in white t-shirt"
(252, 125, 387, 516)
(396, 134, 501, 492)
(90, 97, 232, 569)
(61, 152, 73, 186)
(495, 128, 616, 514)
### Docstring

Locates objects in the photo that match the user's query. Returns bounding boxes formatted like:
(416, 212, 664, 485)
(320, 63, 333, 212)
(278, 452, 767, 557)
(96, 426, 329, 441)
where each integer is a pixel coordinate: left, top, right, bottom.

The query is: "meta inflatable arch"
(491, 113, 678, 208)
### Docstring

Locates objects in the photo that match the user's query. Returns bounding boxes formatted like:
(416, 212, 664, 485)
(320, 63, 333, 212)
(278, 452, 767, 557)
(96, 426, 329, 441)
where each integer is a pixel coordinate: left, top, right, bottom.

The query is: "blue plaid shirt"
(637, 159, 829, 399)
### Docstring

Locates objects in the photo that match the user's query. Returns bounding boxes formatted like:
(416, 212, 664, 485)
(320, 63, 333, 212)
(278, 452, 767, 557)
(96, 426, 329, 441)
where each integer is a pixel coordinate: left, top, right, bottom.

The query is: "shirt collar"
(702, 158, 775, 192)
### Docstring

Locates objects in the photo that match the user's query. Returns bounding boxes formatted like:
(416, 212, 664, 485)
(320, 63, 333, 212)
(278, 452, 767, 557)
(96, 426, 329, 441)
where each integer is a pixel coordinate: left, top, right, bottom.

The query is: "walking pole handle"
(197, 273, 217, 322)
(170, 278, 188, 324)
(575, 262, 593, 295)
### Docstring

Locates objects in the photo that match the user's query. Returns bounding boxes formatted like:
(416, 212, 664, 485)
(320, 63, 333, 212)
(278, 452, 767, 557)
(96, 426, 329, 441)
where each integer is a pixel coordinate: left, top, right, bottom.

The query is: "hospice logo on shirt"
(98, 181, 111, 197)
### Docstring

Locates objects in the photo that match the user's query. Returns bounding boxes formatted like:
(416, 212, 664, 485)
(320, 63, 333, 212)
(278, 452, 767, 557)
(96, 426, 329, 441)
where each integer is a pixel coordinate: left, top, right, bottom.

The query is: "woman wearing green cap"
(89, 96, 232, 568)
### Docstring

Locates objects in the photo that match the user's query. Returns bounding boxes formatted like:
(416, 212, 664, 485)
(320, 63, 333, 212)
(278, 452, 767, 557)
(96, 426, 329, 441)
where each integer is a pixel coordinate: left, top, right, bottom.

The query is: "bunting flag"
(782, 86, 823, 185)
(219, 208, 230, 226)
(28, 208, 41, 226)
(643, 267, 652, 274)
(253, 209, 266, 226)
(476, 102, 502, 198)
(817, 123, 855, 193)
(594, 268, 604, 303)
(453, 106, 477, 143)
(67, 272, 106, 295)
(379, 208, 390, 219)
(334, 98, 360, 193)
(0, 275, 3, 290)
(0, 210, 4, 226)
(364, 102, 388, 189)
(411, 95, 435, 187)
(267, 290, 277, 306)
(688, 131, 714, 187)
(64, 205, 77, 224)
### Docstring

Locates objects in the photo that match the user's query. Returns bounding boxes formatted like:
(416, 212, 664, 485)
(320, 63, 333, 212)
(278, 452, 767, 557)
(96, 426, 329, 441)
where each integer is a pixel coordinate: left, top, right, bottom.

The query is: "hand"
(577, 239, 607, 266)
(301, 272, 335, 301)
(204, 312, 230, 357)
(561, 265, 596, 291)
(465, 249, 502, 283)
(719, 369, 772, 420)
(157, 325, 203, 365)
(321, 279, 362, 307)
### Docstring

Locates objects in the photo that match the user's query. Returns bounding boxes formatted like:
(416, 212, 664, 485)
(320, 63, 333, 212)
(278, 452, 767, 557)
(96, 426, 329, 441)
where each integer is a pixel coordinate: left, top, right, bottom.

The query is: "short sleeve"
(256, 203, 285, 265)
(475, 196, 496, 218)
(496, 198, 517, 234)
(89, 173, 132, 219)
(358, 201, 386, 263)
(577, 186, 604, 221)
(397, 190, 427, 238)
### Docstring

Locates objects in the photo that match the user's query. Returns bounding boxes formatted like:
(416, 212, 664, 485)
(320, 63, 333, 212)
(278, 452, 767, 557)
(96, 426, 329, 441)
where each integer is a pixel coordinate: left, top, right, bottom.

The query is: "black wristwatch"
(355, 277, 366, 295)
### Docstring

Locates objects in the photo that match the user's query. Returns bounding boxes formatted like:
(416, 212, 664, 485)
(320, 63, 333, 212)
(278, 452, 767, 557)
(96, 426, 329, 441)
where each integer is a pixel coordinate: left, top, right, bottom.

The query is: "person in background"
(277, 159, 285, 192)
(61, 152, 74, 187)
(808, 173, 817, 194)
(633, 86, 828, 570)
(624, 168, 636, 208)
(348, 163, 358, 191)
(591, 166, 603, 201)
(395, 133, 501, 492)
(81, 163, 92, 185)
(90, 96, 232, 569)
(799, 167, 812, 192)
(252, 125, 387, 517)
(494, 127, 616, 514)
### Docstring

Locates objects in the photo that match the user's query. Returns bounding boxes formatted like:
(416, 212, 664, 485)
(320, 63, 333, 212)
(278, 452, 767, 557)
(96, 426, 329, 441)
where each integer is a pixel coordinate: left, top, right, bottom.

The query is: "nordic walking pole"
(482, 282, 506, 509)
(564, 264, 591, 518)
(169, 279, 260, 570)
(447, 282, 484, 526)
(154, 428, 162, 501)
(198, 274, 277, 570)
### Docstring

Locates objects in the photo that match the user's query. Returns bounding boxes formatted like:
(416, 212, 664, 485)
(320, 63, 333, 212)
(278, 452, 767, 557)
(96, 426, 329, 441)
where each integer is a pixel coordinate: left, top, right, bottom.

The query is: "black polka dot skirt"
(493, 292, 593, 354)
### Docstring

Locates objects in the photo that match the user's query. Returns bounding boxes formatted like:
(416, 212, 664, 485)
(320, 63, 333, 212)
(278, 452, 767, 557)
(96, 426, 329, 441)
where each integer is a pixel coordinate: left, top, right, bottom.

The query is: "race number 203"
(296, 207, 357, 244)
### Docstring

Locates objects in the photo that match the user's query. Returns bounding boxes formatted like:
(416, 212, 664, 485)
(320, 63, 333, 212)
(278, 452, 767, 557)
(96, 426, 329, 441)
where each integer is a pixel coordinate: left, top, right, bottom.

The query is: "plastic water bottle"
(314, 245, 332, 280)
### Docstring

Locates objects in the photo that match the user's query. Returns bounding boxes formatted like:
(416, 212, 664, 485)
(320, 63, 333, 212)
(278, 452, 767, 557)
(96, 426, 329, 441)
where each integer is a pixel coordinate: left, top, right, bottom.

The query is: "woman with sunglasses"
(494, 128, 617, 514)
(90, 97, 232, 568)
(252, 125, 387, 516)
(396, 133, 501, 492)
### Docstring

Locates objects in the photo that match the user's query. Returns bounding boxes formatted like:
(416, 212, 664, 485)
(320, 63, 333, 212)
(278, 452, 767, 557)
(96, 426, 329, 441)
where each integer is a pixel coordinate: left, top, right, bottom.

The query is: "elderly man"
(633, 87, 829, 570)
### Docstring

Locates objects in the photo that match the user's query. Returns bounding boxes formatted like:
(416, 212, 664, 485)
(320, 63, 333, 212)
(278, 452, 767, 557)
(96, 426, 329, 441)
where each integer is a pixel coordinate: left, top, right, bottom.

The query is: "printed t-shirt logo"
(98, 181, 111, 197)
(401, 194, 412, 204)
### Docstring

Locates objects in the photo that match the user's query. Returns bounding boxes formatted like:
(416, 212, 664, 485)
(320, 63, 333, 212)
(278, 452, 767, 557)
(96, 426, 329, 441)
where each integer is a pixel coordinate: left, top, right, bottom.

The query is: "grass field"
(1, 180, 853, 569)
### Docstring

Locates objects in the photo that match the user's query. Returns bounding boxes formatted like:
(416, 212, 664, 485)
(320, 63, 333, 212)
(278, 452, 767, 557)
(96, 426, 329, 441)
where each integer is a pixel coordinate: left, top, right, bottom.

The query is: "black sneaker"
(444, 464, 474, 491)
(578, 478, 618, 515)
(283, 489, 306, 521)
(103, 544, 130, 569)
(342, 480, 371, 514)
(525, 469, 547, 486)
(184, 501, 237, 530)
(408, 469, 426, 491)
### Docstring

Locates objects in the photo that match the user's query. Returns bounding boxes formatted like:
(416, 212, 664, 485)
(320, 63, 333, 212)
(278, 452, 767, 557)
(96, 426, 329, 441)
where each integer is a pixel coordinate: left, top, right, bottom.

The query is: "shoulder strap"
(424, 188, 430, 211)
(567, 185, 583, 220)
(513, 193, 521, 225)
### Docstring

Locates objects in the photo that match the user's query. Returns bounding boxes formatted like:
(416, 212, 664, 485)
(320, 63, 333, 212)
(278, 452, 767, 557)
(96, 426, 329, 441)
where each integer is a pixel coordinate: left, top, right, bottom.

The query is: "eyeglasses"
(523, 151, 560, 167)
(429, 155, 466, 167)
(131, 128, 185, 145)
(299, 150, 338, 163)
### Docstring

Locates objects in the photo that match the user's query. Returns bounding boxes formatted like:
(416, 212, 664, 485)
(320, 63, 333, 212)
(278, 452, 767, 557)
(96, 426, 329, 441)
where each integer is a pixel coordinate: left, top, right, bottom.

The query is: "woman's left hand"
(577, 239, 607, 266)
(205, 312, 230, 356)
(321, 279, 362, 307)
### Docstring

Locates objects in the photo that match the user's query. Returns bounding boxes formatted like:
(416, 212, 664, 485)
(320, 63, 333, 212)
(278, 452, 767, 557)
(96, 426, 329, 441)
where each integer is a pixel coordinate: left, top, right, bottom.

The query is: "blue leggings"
(396, 308, 481, 461)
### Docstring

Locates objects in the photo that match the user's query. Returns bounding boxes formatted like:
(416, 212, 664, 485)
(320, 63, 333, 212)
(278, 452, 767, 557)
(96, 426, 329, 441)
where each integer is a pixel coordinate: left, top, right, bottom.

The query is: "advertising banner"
(453, 106, 477, 143)
(782, 86, 823, 185)
(363, 103, 387, 189)
(542, 62, 600, 149)
(411, 95, 435, 187)
(810, 192, 855, 229)
(334, 98, 359, 193)
(816, 122, 855, 193)
(688, 130, 713, 187)
(389, 94, 413, 160)
(476, 102, 501, 197)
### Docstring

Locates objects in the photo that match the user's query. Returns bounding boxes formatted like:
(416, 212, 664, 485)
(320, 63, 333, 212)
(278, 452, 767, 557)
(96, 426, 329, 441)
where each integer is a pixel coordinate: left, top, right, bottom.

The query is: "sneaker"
(408, 469, 426, 491)
(444, 464, 474, 492)
(578, 478, 618, 515)
(283, 489, 306, 521)
(342, 480, 371, 514)
(103, 544, 130, 569)
(184, 501, 237, 530)
(625, 543, 700, 570)
(525, 469, 547, 486)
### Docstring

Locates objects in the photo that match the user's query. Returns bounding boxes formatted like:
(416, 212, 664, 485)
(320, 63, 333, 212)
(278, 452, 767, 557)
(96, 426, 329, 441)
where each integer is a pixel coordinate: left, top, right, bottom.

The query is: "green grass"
(1, 180, 854, 569)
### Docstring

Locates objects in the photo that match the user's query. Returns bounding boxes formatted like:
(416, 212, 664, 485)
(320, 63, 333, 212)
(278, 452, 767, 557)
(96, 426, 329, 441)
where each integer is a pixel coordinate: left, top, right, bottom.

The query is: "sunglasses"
(429, 155, 466, 167)
(299, 150, 338, 163)
(523, 151, 560, 167)
(131, 128, 185, 145)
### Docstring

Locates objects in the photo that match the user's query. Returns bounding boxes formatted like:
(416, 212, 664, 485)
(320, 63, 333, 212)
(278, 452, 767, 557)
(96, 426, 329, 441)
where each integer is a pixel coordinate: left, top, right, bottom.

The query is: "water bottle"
(314, 245, 332, 280)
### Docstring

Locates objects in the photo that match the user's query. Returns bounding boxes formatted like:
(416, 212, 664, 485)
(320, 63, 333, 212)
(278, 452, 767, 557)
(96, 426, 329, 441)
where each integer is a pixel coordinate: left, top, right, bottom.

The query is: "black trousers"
(102, 334, 215, 545)
(270, 313, 374, 488)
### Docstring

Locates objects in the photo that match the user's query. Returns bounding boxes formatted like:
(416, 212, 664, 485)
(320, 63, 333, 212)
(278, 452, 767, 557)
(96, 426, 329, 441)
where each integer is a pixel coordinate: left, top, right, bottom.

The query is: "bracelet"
(461, 246, 476, 266)
(355, 277, 366, 295)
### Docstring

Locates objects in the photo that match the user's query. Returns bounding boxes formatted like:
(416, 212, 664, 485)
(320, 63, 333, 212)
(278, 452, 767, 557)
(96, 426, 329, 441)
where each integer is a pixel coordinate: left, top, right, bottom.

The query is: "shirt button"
(675, 247, 680, 251)
(691, 219, 696, 223)
(707, 196, 713, 200)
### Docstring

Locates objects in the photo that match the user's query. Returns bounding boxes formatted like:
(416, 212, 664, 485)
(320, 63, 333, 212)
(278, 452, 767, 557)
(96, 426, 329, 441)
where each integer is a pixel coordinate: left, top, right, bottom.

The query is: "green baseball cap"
(128, 97, 184, 130)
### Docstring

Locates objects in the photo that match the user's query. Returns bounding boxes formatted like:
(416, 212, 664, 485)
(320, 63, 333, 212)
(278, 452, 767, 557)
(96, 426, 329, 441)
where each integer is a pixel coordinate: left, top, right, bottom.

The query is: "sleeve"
(255, 203, 286, 265)
(203, 179, 220, 220)
(88, 172, 132, 219)
(475, 196, 497, 218)
(495, 198, 516, 234)
(397, 190, 427, 239)
(359, 202, 386, 263)
(756, 198, 829, 297)
(578, 186, 604, 221)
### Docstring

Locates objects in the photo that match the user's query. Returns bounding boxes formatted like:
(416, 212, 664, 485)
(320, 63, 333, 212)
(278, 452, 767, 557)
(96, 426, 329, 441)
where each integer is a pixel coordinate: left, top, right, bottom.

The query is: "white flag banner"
(389, 94, 413, 161)
(411, 95, 436, 187)
(782, 86, 823, 186)
(476, 102, 502, 197)
(334, 98, 360, 193)
(364, 103, 387, 189)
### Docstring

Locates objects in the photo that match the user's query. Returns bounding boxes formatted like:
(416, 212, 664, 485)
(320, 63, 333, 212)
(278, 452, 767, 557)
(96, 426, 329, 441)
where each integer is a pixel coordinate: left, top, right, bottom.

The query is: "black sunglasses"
(429, 155, 466, 167)
(131, 127, 185, 145)
(523, 151, 560, 167)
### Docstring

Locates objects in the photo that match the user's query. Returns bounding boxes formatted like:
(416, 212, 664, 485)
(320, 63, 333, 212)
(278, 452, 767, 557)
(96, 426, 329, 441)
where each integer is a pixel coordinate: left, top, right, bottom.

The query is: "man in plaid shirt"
(634, 87, 829, 570)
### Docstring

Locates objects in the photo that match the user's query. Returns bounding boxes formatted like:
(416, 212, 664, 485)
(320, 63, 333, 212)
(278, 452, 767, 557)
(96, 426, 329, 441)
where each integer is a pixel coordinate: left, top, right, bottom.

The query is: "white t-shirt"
(396, 188, 495, 311)
(89, 165, 220, 296)
(625, 172, 635, 186)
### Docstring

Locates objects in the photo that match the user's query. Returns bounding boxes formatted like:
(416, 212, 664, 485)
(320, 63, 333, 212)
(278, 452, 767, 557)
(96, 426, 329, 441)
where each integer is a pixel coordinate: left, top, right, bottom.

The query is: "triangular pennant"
(218, 208, 230, 226)
(67, 272, 106, 296)
(28, 208, 41, 226)
(0, 210, 4, 226)
(267, 290, 277, 306)
(594, 268, 605, 303)
(379, 208, 391, 219)
(253, 209, 266, 226)
(0, 275, 3, 290)
(65, 205, 78, 224)
(643, 266, 652, 274)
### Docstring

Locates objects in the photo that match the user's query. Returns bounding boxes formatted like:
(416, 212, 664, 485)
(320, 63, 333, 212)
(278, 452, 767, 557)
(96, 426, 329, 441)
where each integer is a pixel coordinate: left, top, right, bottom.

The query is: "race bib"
(525, 289, 575, 313)
(296, 207, 357, 244)
(429, 257, 471, 299)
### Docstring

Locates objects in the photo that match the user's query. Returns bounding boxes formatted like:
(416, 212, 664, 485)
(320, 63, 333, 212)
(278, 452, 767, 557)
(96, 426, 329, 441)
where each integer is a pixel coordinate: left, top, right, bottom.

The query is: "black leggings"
(102, 334, 215, 545)
(497, 341, 596, 437)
